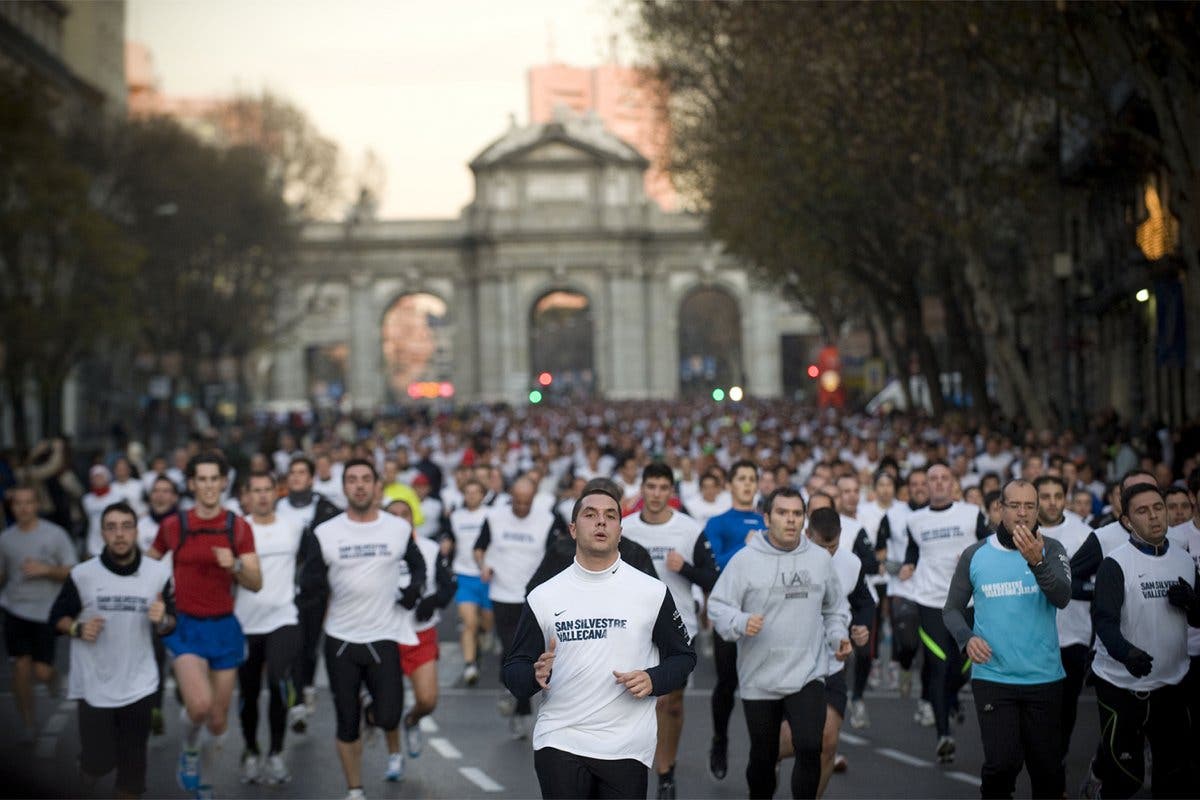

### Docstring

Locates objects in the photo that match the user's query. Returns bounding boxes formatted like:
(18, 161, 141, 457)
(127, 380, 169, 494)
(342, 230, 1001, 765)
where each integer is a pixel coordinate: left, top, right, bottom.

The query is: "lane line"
(419, 716, 439, 733)
(459, 766, 504, 792)
(875, 747, 933, 768)
(947, 771, 982, 787)
(429, 737, 462, 759)
(838, 732, 868, 746)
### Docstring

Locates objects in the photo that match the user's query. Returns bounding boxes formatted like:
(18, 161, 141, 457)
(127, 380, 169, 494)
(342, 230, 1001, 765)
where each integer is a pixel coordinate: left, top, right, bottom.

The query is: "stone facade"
(268, 113, 815, 409)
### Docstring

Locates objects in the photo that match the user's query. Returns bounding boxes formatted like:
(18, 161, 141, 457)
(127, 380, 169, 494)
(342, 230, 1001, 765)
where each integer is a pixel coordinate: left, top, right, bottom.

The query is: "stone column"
(606, 266, 649, 399)
(643, 268, 675, 399)
(348, 270, 382, 410)
(743, 289, 783, 399)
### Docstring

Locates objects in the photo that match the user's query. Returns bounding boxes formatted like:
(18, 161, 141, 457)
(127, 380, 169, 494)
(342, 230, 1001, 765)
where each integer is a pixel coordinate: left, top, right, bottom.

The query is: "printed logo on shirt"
(96, 594, 150, 613)
(337, 542, 393, 560)
(500, 530, 535, 544)
(648, 546, 674, 561)
(919, 526, 965, 543)
(979, 580, 1038, 599)
(1140, 579, 1176, 599)
(554, 617, 628, 641)
(776, 569, 815, 599)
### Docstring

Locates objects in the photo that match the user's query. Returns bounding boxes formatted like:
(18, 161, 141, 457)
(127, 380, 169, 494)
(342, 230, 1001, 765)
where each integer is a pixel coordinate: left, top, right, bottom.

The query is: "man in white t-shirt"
(235, 471, 305, 785)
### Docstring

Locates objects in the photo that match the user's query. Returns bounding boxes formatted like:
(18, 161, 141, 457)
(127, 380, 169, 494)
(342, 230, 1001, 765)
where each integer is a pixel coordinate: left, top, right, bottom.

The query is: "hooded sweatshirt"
(708, 532, 849, 700)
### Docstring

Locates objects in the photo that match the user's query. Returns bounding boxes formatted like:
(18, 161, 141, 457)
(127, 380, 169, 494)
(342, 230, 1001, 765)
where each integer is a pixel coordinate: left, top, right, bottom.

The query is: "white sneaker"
(404, 715, 422, 758)
(385, 752, 405, 782)
(510, 713, 532, 740)
(462, 663, 480, 686)
(345, 789, 366, 800)
(240, 752, 261, 784)
(496, 695, 516, 716)
(848, 699, 870, 730)
(936, 735, 956, 764)
(263, 753, 291, 784)
(914, 699, 935, 727)
(288, 703, 308, 733)
(303, 686, 317, 713)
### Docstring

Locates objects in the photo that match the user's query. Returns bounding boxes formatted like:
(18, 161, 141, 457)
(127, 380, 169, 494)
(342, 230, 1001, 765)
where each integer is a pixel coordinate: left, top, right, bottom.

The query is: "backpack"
(176, 510, 237, 552)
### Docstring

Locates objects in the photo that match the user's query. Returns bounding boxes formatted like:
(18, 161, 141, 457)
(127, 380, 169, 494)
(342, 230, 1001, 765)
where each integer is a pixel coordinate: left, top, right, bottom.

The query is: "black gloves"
(1167, 577, 1197, 613)
(1122, 647, 1154, 678)
(397, 582, 423, 610)
(414, 595, 437, 622)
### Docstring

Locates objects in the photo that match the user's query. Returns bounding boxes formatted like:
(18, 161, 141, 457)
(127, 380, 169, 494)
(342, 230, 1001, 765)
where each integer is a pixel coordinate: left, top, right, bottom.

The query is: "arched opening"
(380, 292, 453, 401)
(529, 290, 595, 399)
(678, 286, 743, 397)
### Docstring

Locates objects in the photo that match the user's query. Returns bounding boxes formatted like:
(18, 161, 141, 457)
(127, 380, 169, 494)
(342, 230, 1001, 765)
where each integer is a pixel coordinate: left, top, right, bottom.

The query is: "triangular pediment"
(518, 142, 596, 162)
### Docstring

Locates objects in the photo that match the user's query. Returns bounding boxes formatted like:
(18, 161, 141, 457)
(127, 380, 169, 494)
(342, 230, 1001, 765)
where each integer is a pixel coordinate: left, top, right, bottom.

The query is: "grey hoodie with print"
(708, 532, 850, 700)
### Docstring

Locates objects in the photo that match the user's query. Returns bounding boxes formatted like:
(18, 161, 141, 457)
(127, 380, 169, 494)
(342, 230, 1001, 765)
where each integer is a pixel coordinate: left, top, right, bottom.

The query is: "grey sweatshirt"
(708, 532, 850, 700)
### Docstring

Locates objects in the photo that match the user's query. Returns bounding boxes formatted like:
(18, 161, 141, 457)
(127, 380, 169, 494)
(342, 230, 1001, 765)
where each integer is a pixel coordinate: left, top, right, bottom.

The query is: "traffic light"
(529, 390, 543, 404)
(814, 346, 844, 409)
(538, 371, 553, 387)
(711, 388, 725, 402)
(807, 364, 820, 379)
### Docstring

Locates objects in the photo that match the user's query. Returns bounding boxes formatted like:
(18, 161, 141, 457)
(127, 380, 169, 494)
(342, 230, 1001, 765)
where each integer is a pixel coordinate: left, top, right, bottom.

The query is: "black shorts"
(4, 610, 57, 665)
(78, 693, 155, 796)
(824, 669, 848, 718)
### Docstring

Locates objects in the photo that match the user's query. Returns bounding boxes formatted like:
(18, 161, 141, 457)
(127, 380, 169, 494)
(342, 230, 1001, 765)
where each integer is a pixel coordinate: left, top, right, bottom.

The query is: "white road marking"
(429, 737, 462, 759)
(876, 747, 933, 768)
(839, 732, 868, 746)
(459, 766, 504, 792)
(419, 716, 439, 732)
(947, 771, 982, 787)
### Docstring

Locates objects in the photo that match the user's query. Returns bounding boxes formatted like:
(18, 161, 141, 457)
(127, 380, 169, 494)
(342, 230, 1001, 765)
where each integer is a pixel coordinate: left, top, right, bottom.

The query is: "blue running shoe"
(178, 747, 201, 792)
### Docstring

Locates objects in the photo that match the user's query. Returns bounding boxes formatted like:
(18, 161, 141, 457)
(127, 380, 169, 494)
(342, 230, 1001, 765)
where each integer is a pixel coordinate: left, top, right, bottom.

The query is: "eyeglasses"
(1004, 502, 1037, 512)
(102, 521, 138, 532)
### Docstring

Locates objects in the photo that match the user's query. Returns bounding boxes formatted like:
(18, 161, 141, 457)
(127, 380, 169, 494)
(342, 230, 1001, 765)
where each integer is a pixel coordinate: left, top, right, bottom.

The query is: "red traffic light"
(807, 364, 820, 379)
(538, 372, 553, 386)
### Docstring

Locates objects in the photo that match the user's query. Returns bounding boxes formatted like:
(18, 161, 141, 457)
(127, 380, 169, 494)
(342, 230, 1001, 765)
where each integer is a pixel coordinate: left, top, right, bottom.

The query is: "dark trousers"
(1092, 676, 1194, 799)
(293, 599, 325, 692)
(151, 633, 167, 711)
(493, 601, 531, 715)
(1188, 656, 1200, 778)
(890, 596, 920, 671)
(1059, 643, 1089, 759)
(972, 678, 1064, 799)
(711, 631, 739, 745)
(324, 636, 403, 743)
(77, 693, 155, 796)
(743, 680, 825, 799)
(533, 746, 647, 799)
(918, 603, 969, 736)
(239, 625, 301, 755)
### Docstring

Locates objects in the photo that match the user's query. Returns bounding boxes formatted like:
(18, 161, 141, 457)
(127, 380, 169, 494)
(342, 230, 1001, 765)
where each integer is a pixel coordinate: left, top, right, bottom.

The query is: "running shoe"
(194, 785, 213, 800)
(404, 715, 422, 758)
(510, 713, 532, 740)
(240, 751, 260, 784)
(385, 752, 405, 782)
(303, 686, 317, 714)
(463, 663, 480, 686)
(914, 699, 935, 727)
(936, 735, 956, 764)
(897, 669, 913, 698)
(656, 774, 676, 799)
(833, 753, 848, 773)
(867, 662, 883, 690)
(288, 703, 308, 734)
(496, 695, 516, 716)
(177, 747, 201, 792)
(708, 738, 728, 781)
(1078, 769, 1102, 799)
(263, 753, 291, 784)
(848, 699, 870, 729)
(345, 789, 366, 800)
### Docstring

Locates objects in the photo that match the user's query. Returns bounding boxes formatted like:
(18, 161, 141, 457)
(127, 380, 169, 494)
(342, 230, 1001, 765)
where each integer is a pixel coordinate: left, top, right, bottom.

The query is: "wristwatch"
(231, 557, 244, 575)
(70, 620, 82, 638)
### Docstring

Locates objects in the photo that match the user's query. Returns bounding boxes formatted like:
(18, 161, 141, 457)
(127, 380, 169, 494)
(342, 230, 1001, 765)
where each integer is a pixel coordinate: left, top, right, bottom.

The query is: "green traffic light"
(529, 390, 543, 404)
(712, 388, 725, 402)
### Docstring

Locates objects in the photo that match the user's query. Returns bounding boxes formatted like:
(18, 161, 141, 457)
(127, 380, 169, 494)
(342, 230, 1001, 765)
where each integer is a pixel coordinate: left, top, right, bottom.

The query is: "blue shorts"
(454, 573, 492, 610)
(163, 612, 245, 671)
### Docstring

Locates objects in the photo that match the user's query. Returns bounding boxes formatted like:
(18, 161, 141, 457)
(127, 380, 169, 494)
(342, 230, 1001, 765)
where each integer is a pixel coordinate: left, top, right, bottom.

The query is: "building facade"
(268, 111, 815, 410)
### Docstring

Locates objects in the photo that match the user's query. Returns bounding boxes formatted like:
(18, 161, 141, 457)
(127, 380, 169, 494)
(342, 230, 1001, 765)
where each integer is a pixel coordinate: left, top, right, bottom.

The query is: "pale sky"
(126, 0, 633, 219)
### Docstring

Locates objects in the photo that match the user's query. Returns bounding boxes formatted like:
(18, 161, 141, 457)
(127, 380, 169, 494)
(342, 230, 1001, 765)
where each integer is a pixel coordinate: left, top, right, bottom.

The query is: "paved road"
(0, 619, 1111, 799)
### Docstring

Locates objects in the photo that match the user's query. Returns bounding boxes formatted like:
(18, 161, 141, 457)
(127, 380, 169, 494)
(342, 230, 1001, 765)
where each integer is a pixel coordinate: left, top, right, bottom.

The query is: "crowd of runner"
(0, 400, 1197, 799)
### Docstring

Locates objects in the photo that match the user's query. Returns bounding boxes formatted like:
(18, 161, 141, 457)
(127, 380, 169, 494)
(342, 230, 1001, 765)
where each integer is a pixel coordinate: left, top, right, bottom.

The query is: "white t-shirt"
(905, 502, 983, 608)
(235, 515, 304, 635)
(111, 479, 148, 518)
(1040, 515, 1093, 648)
(313, 514, 419, 645)
(399, 536, 441, 633)
(479, 505, 555, 604)
(65, 555, 171, 707)
(685, 494, 732, 528)
(83, 492, 112, 557)
(620, 510, 706, 637)
(449, 506, 488, 577)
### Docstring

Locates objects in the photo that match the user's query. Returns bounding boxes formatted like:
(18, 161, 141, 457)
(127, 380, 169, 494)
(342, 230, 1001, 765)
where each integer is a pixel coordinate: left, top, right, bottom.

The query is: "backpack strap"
(177, 510, 189, 551)
(224, 511, 236, 552)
